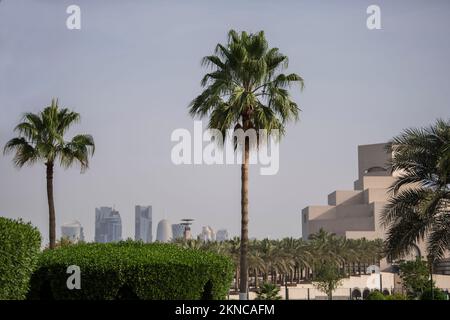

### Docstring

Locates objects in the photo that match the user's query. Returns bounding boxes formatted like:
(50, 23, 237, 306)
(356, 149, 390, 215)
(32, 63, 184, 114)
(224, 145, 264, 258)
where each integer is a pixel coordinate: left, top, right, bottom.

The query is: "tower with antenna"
(180, 219, 194, 240)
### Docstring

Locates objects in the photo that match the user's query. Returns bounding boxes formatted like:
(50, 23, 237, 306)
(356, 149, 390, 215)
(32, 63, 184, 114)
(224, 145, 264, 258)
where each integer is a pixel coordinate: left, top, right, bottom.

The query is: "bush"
(366, 290, 386, 300)
(28, 241, 234, 300)
(385, 293, 408, 300)
(255, 282, 282, 300)
(420, 288, 448, 300)
(0, 217, 41, 299)
(399, 259, 430, 298)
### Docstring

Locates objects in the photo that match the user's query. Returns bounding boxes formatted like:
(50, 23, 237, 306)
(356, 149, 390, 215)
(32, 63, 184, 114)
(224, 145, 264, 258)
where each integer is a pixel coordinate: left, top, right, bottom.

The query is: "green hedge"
(28, 241, 234, 300)
(0, 217, 41, 299)
(420, 287, 448, 300)
(365, 290, 386, 300)
(385, 293, 408, 300)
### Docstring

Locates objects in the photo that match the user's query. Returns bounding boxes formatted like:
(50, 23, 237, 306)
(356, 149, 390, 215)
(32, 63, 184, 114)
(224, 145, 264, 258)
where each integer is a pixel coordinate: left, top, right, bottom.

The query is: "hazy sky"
(1, 0, 449, 244)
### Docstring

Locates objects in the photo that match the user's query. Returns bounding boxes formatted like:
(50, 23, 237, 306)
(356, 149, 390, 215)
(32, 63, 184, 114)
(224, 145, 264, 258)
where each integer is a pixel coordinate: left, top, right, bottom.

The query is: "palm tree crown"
(382, 119, 450, 261)
(189, 29, 304, 138)
(4, 99, 95, 170)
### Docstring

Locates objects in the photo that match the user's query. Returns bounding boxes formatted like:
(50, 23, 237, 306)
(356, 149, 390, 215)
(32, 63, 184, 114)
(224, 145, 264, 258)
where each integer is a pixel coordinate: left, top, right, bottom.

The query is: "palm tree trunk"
(46, 162, 56, 249)
(239, 138, 250, 299)
(235, 268, 239, 291)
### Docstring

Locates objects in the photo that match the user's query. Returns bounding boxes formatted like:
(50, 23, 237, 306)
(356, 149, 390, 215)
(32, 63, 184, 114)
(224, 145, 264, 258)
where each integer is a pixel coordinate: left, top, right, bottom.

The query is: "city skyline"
(59, 207, 228, 243)
(1, 1, 450, 244)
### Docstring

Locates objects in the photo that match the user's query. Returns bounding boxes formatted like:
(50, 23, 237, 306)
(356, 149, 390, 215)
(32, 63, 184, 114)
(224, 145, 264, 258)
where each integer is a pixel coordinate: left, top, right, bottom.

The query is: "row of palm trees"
(174, 230, 385, 291)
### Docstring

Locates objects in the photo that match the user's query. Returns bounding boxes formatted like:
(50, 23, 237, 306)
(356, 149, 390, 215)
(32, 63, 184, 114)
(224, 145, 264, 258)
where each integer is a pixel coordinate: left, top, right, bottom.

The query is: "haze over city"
(1, 0, 449, 244)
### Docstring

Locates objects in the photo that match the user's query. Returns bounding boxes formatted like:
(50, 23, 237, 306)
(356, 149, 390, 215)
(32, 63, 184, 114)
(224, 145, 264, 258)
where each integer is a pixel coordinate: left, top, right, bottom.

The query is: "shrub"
(399, 259, 430, 298)
(28, 241, 234, 300)
(366, 290, 386, 300)
(0, 217, 41, 299)
(420, 288, 448, 300)
(385, 293, 408, 300)
(255, 282, 282, 300)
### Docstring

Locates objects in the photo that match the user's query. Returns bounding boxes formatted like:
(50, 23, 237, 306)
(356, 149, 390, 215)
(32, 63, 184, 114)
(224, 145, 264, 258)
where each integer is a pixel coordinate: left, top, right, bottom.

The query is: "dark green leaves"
(0, 217, 41, 300)
(3, 99, 95, 171)
(29, 242, 234, 300)
(383, 119, 450, 260)
(189, 29, 303, 144)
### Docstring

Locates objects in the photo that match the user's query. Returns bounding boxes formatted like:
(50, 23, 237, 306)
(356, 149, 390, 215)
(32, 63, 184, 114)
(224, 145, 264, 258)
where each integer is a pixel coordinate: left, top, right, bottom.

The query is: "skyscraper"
(200, 226, 215, 242)
(61, 220, 85, 243)
(156, 219, 172, 242)
(95, 207, 122, 243)
(171, 223, 186, 240)
(216, 229, 229, 242)
(135, 205, 152, 243)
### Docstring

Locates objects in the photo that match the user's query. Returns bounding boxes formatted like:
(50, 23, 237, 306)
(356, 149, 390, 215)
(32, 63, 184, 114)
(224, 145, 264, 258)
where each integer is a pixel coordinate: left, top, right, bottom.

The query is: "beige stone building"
(301, 143, 425, 270)
(302, 143, 393, 240)
(301, 143, 450, 275)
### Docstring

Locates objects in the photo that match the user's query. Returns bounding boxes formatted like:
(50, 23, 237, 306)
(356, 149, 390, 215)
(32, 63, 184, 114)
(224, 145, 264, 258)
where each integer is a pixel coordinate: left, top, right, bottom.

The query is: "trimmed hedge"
(0, 217, 41, 299)
(366, 290, 386, 300)
(28, 241, 234, 300)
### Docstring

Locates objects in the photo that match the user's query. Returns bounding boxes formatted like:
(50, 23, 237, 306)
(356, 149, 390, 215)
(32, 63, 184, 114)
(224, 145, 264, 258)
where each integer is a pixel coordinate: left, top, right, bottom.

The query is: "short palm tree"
(382, 119, 450, 261)
(189, 29, 303, 299)
(255, 282, 282, 300)
(3, 99, 95, 249)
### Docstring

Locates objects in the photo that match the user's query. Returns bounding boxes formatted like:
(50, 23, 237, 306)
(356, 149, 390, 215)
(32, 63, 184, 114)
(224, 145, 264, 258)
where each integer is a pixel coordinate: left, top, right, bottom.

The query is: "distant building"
(171, 223, 186, 240)
(181, 219, 194, 240)
(135, 205, 152, 243)
(156, 219, 172, 242)
(216, 229, 229, 242)
(200, 226, 215, 242)
(61, 220, 84, 243)
(301, 143, 431, 270)
(95, 207, 122, 243)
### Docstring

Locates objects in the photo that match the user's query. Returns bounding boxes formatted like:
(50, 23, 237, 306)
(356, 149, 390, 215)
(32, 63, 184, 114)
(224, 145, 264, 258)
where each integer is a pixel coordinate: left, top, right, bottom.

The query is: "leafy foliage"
(3, 99, 95, 171)
(366, 290, 386, 300)
(255, 282, 281, 300)
(421, 287, 448, 300)
(312, 262, 345, 300)
(382, 119, 450, 261)
(399, 259, 431, 298)
(0, 217, 41, 299)
(189, 29, 303, 140)
(385, 293, 408, 300)
(28, 241, 234, 300)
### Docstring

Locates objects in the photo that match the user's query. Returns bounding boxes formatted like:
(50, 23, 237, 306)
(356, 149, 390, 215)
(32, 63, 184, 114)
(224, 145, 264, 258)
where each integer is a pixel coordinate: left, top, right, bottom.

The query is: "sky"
(0, 0, 449, 244)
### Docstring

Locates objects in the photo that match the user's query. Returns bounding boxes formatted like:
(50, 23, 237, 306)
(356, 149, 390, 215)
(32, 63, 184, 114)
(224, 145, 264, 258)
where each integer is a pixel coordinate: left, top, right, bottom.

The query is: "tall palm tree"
(382, 119, 450, 261)
(189, 30, 303, 299)
(3, 99, 95, 249)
